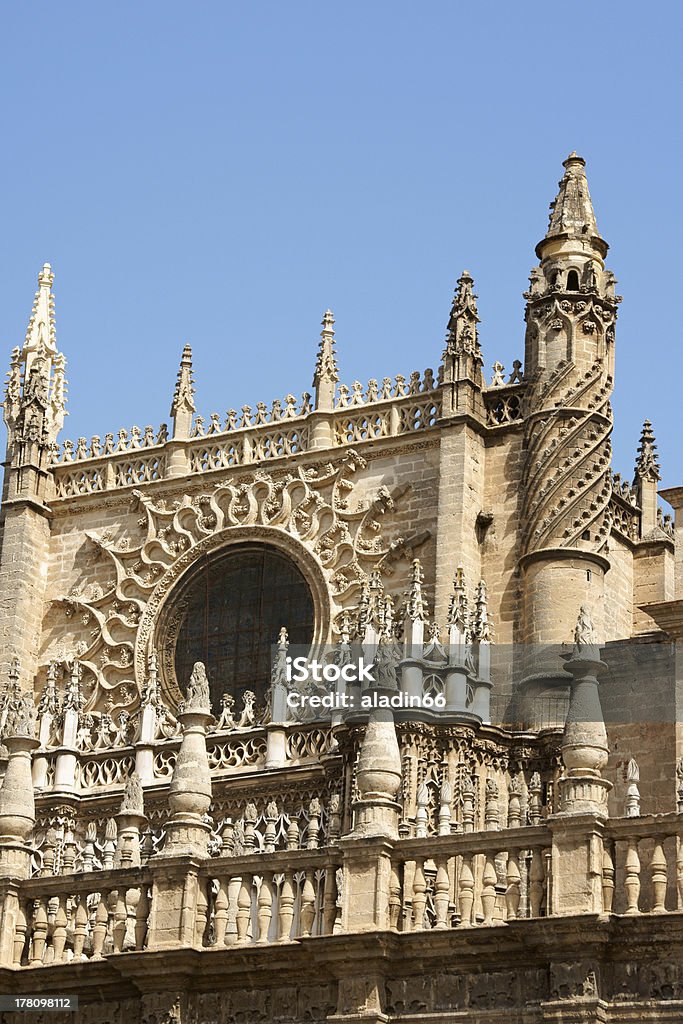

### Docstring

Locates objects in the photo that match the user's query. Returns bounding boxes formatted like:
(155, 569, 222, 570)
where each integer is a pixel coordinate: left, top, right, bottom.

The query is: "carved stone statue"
(120, 771, 145, 815)
(184, 661, 211, 713)
(573, 605, 597, 648)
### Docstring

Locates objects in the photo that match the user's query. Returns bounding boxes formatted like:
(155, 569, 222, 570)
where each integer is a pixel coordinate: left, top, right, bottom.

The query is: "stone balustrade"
(390, 825, 552, 930)
(8, 813, 683, 972)
(602, 813, 683, 916)
(199, 848, 342, 947)
(46, 370, 531, 499)
(11, 867, 151, 966)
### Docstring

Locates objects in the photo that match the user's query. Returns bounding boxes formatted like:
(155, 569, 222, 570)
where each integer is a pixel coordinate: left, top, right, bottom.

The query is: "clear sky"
(0, 3, 679, 488)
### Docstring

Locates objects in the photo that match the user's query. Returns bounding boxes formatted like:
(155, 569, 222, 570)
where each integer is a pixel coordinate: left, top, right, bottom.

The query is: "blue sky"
(0, 3, 679, 487)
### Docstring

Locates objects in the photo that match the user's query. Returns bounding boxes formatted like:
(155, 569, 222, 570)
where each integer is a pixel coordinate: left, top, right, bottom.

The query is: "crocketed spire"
(444, 271, 481, 360)
(312, 309, 339, 411)
(634, 419, 661, 482)
(170, 344, 195, 438)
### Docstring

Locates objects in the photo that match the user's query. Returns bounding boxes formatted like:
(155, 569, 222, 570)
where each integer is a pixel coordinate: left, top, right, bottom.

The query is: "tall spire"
(23, 263, 57, 375)
(170, 344, 195, 439)
(3, 264, 67, 460)
(537, 153, 607, 264)
(312, 309, 338, 411)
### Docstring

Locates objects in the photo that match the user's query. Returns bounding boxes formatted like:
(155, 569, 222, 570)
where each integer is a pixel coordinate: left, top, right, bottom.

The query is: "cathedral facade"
(0, 155, 682, 1022)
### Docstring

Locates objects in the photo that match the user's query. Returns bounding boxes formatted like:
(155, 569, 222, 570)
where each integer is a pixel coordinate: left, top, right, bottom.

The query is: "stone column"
(557, 607, 611, 818)
(157, 662, 213, 859)
(114, 772, 147, 868)
(0, 689, 39, 967)
(549, 608, 612, 917)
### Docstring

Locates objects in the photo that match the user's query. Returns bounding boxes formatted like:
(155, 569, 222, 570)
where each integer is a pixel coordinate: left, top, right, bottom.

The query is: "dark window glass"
(174, 546, 314, 710)
(567, 269, 580, 291)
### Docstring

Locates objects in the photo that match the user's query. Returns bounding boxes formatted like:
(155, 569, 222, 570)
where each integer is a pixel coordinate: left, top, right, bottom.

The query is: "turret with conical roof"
(519, 154, 619, 651)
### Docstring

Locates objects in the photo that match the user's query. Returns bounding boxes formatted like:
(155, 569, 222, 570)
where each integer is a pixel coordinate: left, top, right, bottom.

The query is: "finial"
(120, 771, 145, 815)
(634, 419, 661, 482)
(24, 262, 57, 363)
(473, 580, 492, 642)
(170, 344, 196, 438)
(443, 271, 481, 358)
(312, 309, 339, 411)
(405, 557, 428, 622)
(447, 567, 469, 632)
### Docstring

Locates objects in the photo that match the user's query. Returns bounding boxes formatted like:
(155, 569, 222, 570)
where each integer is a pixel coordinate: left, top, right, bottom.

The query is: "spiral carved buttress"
(521, 294, 616, 556)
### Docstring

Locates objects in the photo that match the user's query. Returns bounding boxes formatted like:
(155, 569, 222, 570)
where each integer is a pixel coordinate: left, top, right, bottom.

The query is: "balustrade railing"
(13, 869, 151, 966)
(602, 814, 683, 916)
(199, 849, 341, 947)
(390, 826, 551, 931)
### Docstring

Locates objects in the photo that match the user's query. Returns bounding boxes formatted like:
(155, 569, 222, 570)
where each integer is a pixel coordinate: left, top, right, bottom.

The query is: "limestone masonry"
(0, 154, 683, 1022)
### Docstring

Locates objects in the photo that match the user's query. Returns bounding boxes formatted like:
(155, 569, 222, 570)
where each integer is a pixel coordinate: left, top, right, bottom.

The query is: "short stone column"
(351, 705, 402, 840)
(557, 606, 611, 818)
(549, 607, 613, 917)
(0, 688, 39, 967)
(157, 662, 213, 859)
(115, 772, 147, 868)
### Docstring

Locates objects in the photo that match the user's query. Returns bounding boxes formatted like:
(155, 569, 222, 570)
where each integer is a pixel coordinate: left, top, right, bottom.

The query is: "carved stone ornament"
(49, 451, 412, 716)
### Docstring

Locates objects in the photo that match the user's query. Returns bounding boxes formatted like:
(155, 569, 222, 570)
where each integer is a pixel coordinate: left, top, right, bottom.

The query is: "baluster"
(529, 848, 545, 917)
(412, 860, 427, 930)
(195, 883, 209, 946)
(30, 900, 48, 964)
(257, 876, 274, 942)
(307, 799, 321, 850)
(299, 872, 316, 937)
(278, 873, 295, 941)
(602, 843, 615, 914)
(388, 864, 401, 930)
(322, 867, 337, 935)
(506, 851, 521, 920)
(401, 860, 415, 931)
(415, 784, 429, 838)
(286, 819, 300, 851)
(236, 875, 253, 942)
(224, 875, 241, 945)
(135, 885, 149, 950)
(438, 782, 452, 836)
(13, 904, 27, 966)
(264, 801, 278, 853)
(91, 893, 109, 958)
(528, 773, 542, 825)
(456, 856, 474, 928)
(41, 829, 57, 876)
(677, 837, 683, 910)
(244, 804, 257, 851)
(434, 858, 450, 929)
(481, 854, 497, 926)
(102, 819, 117, 870)
(214, 881, 229, 946)
(71, 898, 88, 960)
(112, 889, 126, 952)
(51, 901, 68, 962)
(507, 777, 523, 828)
(651, 837, 667, 913)
(624, 839, 641, 915)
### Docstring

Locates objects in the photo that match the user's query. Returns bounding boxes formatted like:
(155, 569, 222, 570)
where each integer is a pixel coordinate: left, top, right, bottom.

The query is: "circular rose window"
(173, 545, 314, 711)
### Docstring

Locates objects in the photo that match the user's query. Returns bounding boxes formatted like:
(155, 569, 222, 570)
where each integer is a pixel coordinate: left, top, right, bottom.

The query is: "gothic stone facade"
(0, 155, 682, 1023)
